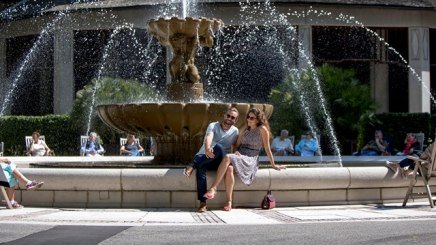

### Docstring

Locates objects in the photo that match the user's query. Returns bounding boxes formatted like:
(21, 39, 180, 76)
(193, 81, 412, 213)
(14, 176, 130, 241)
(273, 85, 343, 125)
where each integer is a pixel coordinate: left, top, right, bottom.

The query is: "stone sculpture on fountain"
(97, 16, 273, 164)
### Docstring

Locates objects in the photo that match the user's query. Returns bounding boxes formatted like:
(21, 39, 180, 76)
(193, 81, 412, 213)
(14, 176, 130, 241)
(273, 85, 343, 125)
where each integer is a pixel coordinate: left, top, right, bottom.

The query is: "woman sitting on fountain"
(120, 134, 145, 156)
(203, 108, 286, 211)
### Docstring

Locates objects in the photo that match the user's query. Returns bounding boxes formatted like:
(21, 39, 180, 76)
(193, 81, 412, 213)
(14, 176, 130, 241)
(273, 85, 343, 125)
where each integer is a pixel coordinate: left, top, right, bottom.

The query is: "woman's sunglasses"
(246, 115, 256, 120)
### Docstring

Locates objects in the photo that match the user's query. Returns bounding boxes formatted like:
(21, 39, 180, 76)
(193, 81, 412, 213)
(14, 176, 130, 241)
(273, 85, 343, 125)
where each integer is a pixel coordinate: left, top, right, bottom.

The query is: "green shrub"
(0, 115, 79, 155)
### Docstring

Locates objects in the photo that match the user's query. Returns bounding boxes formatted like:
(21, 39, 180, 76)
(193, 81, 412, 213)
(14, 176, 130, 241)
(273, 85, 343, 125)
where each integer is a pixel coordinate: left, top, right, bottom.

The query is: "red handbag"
(261, 190, 276, 209)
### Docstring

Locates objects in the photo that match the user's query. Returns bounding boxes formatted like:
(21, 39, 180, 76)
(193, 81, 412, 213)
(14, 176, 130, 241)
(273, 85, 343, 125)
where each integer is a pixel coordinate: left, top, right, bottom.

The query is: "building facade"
(0, 0, 435, 115)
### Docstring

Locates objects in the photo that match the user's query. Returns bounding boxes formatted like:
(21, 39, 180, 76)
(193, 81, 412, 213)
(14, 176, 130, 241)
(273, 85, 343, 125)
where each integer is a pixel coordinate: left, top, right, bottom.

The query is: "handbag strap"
(267, 168, 272, 192)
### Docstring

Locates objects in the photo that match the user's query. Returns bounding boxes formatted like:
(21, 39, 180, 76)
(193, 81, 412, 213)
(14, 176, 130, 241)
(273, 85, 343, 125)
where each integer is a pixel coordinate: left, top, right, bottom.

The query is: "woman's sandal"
(183, 166, 194, 178)
(223, 201, 232, 211)
(203, 187, 216, 199)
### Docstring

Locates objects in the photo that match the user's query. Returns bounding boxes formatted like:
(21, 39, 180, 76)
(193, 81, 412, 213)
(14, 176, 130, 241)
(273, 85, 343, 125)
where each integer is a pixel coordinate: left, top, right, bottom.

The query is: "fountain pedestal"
(97, 17, 273, 164)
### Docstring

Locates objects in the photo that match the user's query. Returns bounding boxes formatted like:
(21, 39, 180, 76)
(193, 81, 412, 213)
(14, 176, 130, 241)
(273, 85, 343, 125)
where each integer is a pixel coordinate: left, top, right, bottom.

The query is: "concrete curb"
(13, 167, 433, 208)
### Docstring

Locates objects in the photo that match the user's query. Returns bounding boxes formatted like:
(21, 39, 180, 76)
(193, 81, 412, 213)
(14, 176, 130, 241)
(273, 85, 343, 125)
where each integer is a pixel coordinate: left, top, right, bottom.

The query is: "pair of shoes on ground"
(26, 180, 44, 190)
(197, 200, 232, 212)
(183, 166, 194, 178)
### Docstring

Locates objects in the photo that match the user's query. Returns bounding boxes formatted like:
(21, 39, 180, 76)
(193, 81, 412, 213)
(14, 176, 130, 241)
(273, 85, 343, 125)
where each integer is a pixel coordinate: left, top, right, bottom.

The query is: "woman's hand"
(234, 151, 241, 156)
(272, 165, 286, 171)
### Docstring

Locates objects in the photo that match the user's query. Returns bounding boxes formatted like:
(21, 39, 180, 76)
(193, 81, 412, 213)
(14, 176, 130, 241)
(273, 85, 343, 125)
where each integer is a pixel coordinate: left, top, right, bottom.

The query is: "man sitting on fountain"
(183, 107, 239, 213)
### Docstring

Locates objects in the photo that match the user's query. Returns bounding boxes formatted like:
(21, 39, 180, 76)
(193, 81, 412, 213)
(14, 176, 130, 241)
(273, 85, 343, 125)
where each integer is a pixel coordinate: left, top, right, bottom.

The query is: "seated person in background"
(1, 158, 44, 208)
(358, 130, 388, 156)
(81, 132, 105, 157)
(295, 131, 319, 156)
(28, 131, 52, 156)
(271, 129, 294, 156)
(120, 134, 145, 156)
(395, 133, 420, 156)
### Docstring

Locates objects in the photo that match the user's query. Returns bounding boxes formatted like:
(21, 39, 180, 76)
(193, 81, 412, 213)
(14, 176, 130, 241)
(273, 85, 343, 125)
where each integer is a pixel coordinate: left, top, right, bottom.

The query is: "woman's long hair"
(246, 108, 272, 138)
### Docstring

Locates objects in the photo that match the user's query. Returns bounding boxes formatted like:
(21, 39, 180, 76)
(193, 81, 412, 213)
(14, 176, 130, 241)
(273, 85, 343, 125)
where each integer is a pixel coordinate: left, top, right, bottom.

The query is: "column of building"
(370, 29, 389, 113)
(53, 28, 74, 114)
(408, 27, 431, 113)
(297, 25, 312, 69)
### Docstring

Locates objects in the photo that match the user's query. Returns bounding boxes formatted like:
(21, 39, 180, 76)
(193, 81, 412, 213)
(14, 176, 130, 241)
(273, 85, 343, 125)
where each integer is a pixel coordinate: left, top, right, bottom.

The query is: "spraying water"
(0, 11, 68, 116)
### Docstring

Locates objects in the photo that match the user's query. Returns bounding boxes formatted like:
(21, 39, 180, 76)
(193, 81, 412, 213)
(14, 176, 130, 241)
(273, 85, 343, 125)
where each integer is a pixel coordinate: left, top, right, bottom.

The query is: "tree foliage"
(70, 76, 158, 144)
(269, 64, 377, 154)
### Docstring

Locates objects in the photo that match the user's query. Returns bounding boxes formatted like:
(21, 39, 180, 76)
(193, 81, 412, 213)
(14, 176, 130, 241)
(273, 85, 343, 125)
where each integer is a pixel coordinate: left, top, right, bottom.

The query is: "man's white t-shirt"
(196, 122, 239, 155)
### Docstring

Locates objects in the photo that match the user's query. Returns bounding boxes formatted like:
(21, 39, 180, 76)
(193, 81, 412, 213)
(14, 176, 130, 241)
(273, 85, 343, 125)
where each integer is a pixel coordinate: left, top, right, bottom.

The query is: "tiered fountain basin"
(97, 102, 273, 164)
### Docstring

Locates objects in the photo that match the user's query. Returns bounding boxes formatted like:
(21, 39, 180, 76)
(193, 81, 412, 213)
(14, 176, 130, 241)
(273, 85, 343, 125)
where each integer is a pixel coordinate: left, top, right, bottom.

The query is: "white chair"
(0, 170, 12, 209)
(413, 132, 425, 152)
(289, 135, 295, 149)
(403, 140, 436, 208)
(80, 135, 88, 156)
(0, 142, 4, 156)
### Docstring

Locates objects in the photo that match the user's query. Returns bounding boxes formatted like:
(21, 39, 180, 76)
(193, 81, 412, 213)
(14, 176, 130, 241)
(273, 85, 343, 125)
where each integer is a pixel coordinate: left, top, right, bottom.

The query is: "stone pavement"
(1, 201, 436, 226)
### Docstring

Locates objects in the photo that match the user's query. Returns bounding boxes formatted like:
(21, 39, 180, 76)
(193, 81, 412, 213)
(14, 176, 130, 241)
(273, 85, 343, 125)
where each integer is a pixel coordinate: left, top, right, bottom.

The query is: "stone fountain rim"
(96, 102, 272, 106)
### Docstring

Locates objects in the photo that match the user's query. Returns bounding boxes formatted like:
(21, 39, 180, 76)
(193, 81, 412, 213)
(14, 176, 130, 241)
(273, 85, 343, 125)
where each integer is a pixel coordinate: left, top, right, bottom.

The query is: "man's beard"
(221, 120, 233, 130)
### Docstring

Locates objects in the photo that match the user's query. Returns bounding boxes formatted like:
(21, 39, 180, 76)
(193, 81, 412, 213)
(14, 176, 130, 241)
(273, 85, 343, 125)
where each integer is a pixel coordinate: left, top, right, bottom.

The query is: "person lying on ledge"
(1, 158, 44, 208)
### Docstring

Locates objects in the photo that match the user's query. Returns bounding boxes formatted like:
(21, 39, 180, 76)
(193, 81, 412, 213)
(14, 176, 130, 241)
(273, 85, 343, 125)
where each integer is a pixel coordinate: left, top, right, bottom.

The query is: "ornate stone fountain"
(97, 17, 273, 164)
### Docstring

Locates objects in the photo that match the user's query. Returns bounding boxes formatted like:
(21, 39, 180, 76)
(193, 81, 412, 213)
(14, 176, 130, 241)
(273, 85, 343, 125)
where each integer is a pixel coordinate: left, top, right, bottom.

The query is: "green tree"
(269, 64, 377, 154)
(70, 77, 158, 144)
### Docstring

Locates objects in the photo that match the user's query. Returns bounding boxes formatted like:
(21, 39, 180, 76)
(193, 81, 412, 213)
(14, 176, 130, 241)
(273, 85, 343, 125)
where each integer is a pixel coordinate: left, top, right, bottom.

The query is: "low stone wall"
(13, 167, 433, 208)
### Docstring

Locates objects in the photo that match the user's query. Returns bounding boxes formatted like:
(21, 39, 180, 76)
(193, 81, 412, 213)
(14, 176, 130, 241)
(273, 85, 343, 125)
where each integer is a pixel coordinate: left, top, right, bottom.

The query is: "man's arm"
(204, 132, 214, 158)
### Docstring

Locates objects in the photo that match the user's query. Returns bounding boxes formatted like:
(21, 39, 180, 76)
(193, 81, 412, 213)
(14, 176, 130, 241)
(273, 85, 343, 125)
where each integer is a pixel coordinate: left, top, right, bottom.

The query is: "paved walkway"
(1, 202, 436, 226)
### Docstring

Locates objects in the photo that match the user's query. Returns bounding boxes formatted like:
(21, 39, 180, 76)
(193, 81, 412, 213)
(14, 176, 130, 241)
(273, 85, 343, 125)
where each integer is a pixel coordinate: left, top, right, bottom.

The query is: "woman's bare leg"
(209, 155, 231, 190)
(5, 187, 15, 201)
(12, 169, 30, 184)
(224, 165, 234, 202)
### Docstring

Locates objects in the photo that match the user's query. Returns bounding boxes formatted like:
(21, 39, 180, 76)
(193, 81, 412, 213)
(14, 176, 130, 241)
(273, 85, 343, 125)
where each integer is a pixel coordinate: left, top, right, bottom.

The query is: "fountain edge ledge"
(14, 167, 432, 208)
